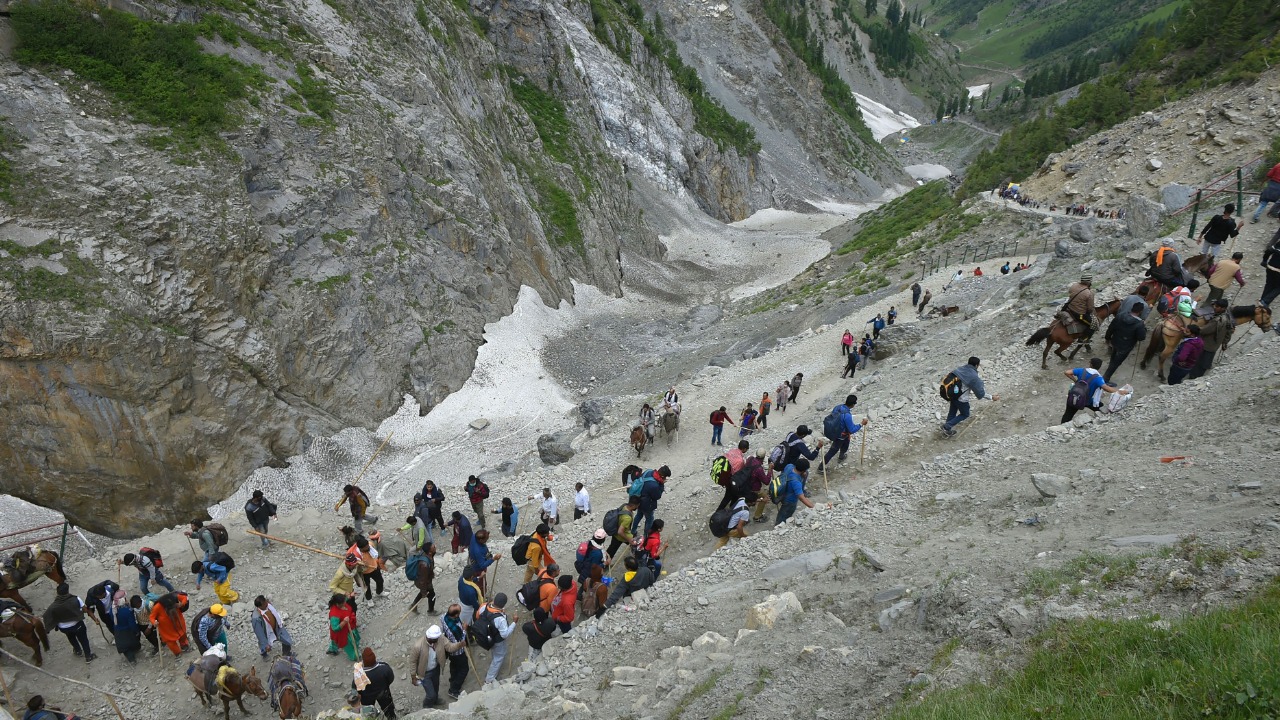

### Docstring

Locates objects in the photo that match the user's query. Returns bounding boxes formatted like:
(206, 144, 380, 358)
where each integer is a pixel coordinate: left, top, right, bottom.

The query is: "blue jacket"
(420, 485, 445, 508)
(577, 545, 604, 580)
(196, 561, 229, 585)
(467, 536, 494, 572)
(951, 364, 988, 401)
(638, 478, 664, 510)
(831, 404, 863, 437)
(457, 575, 480, 608)
(781, 466, 805, 504)
(450, 515, 474, 546)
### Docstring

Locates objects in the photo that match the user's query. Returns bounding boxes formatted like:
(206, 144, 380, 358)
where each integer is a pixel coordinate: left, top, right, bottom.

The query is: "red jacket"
(551, 583, 577, 624)
(1268, 162, 1280, 184)
(709, 410, 733, 426)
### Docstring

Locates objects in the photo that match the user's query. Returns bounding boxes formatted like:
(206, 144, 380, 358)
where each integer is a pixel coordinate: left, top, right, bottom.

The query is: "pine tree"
(886, 0, 901, 25)
(865, 0, 877, 17)
(936, 99, 945, 122)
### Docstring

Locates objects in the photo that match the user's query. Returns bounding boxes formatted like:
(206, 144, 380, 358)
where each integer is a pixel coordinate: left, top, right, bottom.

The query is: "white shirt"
(575, 488, 590, 513)
(728, 501, 751, 529)
(542, 496, 558, 520)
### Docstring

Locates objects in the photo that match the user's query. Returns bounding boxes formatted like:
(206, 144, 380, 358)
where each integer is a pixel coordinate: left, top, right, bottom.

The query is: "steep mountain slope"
(0, 0, 905, 535)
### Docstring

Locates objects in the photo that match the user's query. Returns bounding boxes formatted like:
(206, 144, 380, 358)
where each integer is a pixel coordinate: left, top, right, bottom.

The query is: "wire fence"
(918, 236, 1053, 277)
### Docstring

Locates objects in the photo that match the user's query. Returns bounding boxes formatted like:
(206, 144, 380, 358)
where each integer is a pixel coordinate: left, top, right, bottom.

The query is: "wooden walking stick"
(502, 613, 520, 676)
(0, 664, 12, 711)
(244, 530, 345, 559)
(859, 427, 868, 468)
(186, 535, 200, 561)
(388, 596, 425, 634)
(353, 431, 395, 486)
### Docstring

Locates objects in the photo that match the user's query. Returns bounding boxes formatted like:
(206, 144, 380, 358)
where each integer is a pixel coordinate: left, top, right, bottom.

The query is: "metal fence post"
(1237, 167, 1244, 219)
(1188, 189, 1202, 239)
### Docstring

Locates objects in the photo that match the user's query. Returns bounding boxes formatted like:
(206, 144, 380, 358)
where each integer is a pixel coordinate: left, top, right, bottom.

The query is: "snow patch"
(853, 93, 920, 141)
(905, 163, 952, 181)
(967, 83, 991, 99)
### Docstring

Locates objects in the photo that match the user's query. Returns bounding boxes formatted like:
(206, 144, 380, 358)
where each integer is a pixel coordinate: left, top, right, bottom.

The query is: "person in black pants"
(42, 583, 95, 663)
(420, 481, 446, 530)
(1102, 302, 1147, 382)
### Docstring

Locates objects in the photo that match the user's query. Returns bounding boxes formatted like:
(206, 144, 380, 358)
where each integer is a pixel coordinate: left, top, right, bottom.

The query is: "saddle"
(270, 657, 308, 709)
(188, 654, 226, 695)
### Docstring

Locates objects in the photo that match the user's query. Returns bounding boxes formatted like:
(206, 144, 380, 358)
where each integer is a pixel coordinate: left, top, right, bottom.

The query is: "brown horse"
(630, 426, 647, 458)
(1025, 299, 1121, 369)
(0, 605, 50, 666)
(1136, 254, 1213, 306)
(0, 547, 66, 610)
(1140, 304, 1273, 380)
(269, 656, 308, 719)
(190, 663, 266, 720)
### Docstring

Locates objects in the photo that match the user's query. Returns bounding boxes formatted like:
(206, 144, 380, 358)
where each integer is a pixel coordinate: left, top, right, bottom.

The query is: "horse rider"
(638, 403, 656, 441)
(1147, 240, 1189, 291)
(1064, 274, 1096, 337)
(661, 387, 681, 418)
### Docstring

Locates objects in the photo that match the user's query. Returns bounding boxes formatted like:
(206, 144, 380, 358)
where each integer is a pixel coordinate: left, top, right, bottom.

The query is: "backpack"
(768, 472, 785, 504)
(602, 507, 623, 537)
(940, 371, 964, 401)
(621, 465, 643, 489)
(517, 578, 552, 610)
(472, 608, 502, 650)
(729, 466, 752, 496)
(205, 523, 229, 547)
(140, 547, 164, 568)
(709, 410, 718, 423)
(210, 551, 235, 571)
(822, 408, 842, 441)
(768, 441, 787, 472)
(1066, 376, 1092, 410)
(1176, 296, 1194, 317)
(471, 482, 490, 501)
(404, 553, 427, 581)
(510, 536, 533, 566)
(710, 456, 732, 486)
(574, 541, 590, 576)
(628, 471, 650, 498)
(709, 508, 733, 538)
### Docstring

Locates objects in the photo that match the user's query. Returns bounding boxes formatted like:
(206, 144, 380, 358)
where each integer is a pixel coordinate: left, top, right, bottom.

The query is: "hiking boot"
(448, 692, 460, 701)
(940, 423, 956, 437)
(754, 516, 770, 524)
(73, 649, 82, 657)
(86, 653, 97, 663)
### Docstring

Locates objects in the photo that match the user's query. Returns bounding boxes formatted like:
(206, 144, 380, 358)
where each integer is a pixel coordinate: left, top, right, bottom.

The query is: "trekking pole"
(388, 597, 425, 634)
(244, 530, 345, 559)
(88, 612, 111, 644)
(352, 431, 395, 487)
(186, 535, 200, 561)
(503, 615, 520, 675)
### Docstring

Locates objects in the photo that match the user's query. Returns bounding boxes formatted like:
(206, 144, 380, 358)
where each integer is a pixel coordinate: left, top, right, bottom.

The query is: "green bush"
(890, 577, 1280, 720)
(837, 181, 959, 261)
(958, 0, 1280, 197)
(0, 124, 17, 203)
(10, 1, 265, 136)
(510, 81, 576, 164)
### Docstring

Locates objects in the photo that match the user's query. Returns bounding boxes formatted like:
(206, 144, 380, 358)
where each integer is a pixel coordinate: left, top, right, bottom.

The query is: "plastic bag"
(1104, 384, 1133, 413)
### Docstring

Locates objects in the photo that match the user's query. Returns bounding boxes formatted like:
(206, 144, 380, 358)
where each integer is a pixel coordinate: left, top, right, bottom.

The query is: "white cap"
(426, 625, 442, 640)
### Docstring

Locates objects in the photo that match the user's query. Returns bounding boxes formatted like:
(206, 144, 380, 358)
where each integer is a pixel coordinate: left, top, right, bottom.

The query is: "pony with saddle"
(188, 649, 266, 720)
(268, 654, 309, 719)
(0, 546, 65, 610)
(1140, 304, 1273, 380)
(630, 425, 647, 458)
(657, 409, 679, 446)
(1025, 299, 1121, 369)
(0, 599, 50, 666)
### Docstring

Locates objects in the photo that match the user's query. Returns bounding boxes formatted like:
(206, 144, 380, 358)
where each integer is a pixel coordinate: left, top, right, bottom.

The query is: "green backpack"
(710, 456, 732, 487)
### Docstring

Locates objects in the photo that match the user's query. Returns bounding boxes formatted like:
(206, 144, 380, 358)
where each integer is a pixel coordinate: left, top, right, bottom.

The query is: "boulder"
(1146, 157, 1163, 171)
(469, 418, 491, 431)
(537, 429, 577, 465)
(1044, 601, 1091, 621)
(1062, 162, 1083, 176)
(1054, 238, 1080, 258)
(1031, 472, 1069, 498)
(1068, 218, 1096, 243)
(1160, 183, 1195, 212)
(577, 398, 609, 428)
(877, 599, 916, 631)
(1126, 195, 1167, 238)
(745, 592, 803, 629)
(761, 548, 838, 580)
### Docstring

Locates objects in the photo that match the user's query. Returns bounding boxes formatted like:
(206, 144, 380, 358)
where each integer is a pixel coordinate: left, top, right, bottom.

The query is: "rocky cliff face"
(0, 0, 903, 536)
